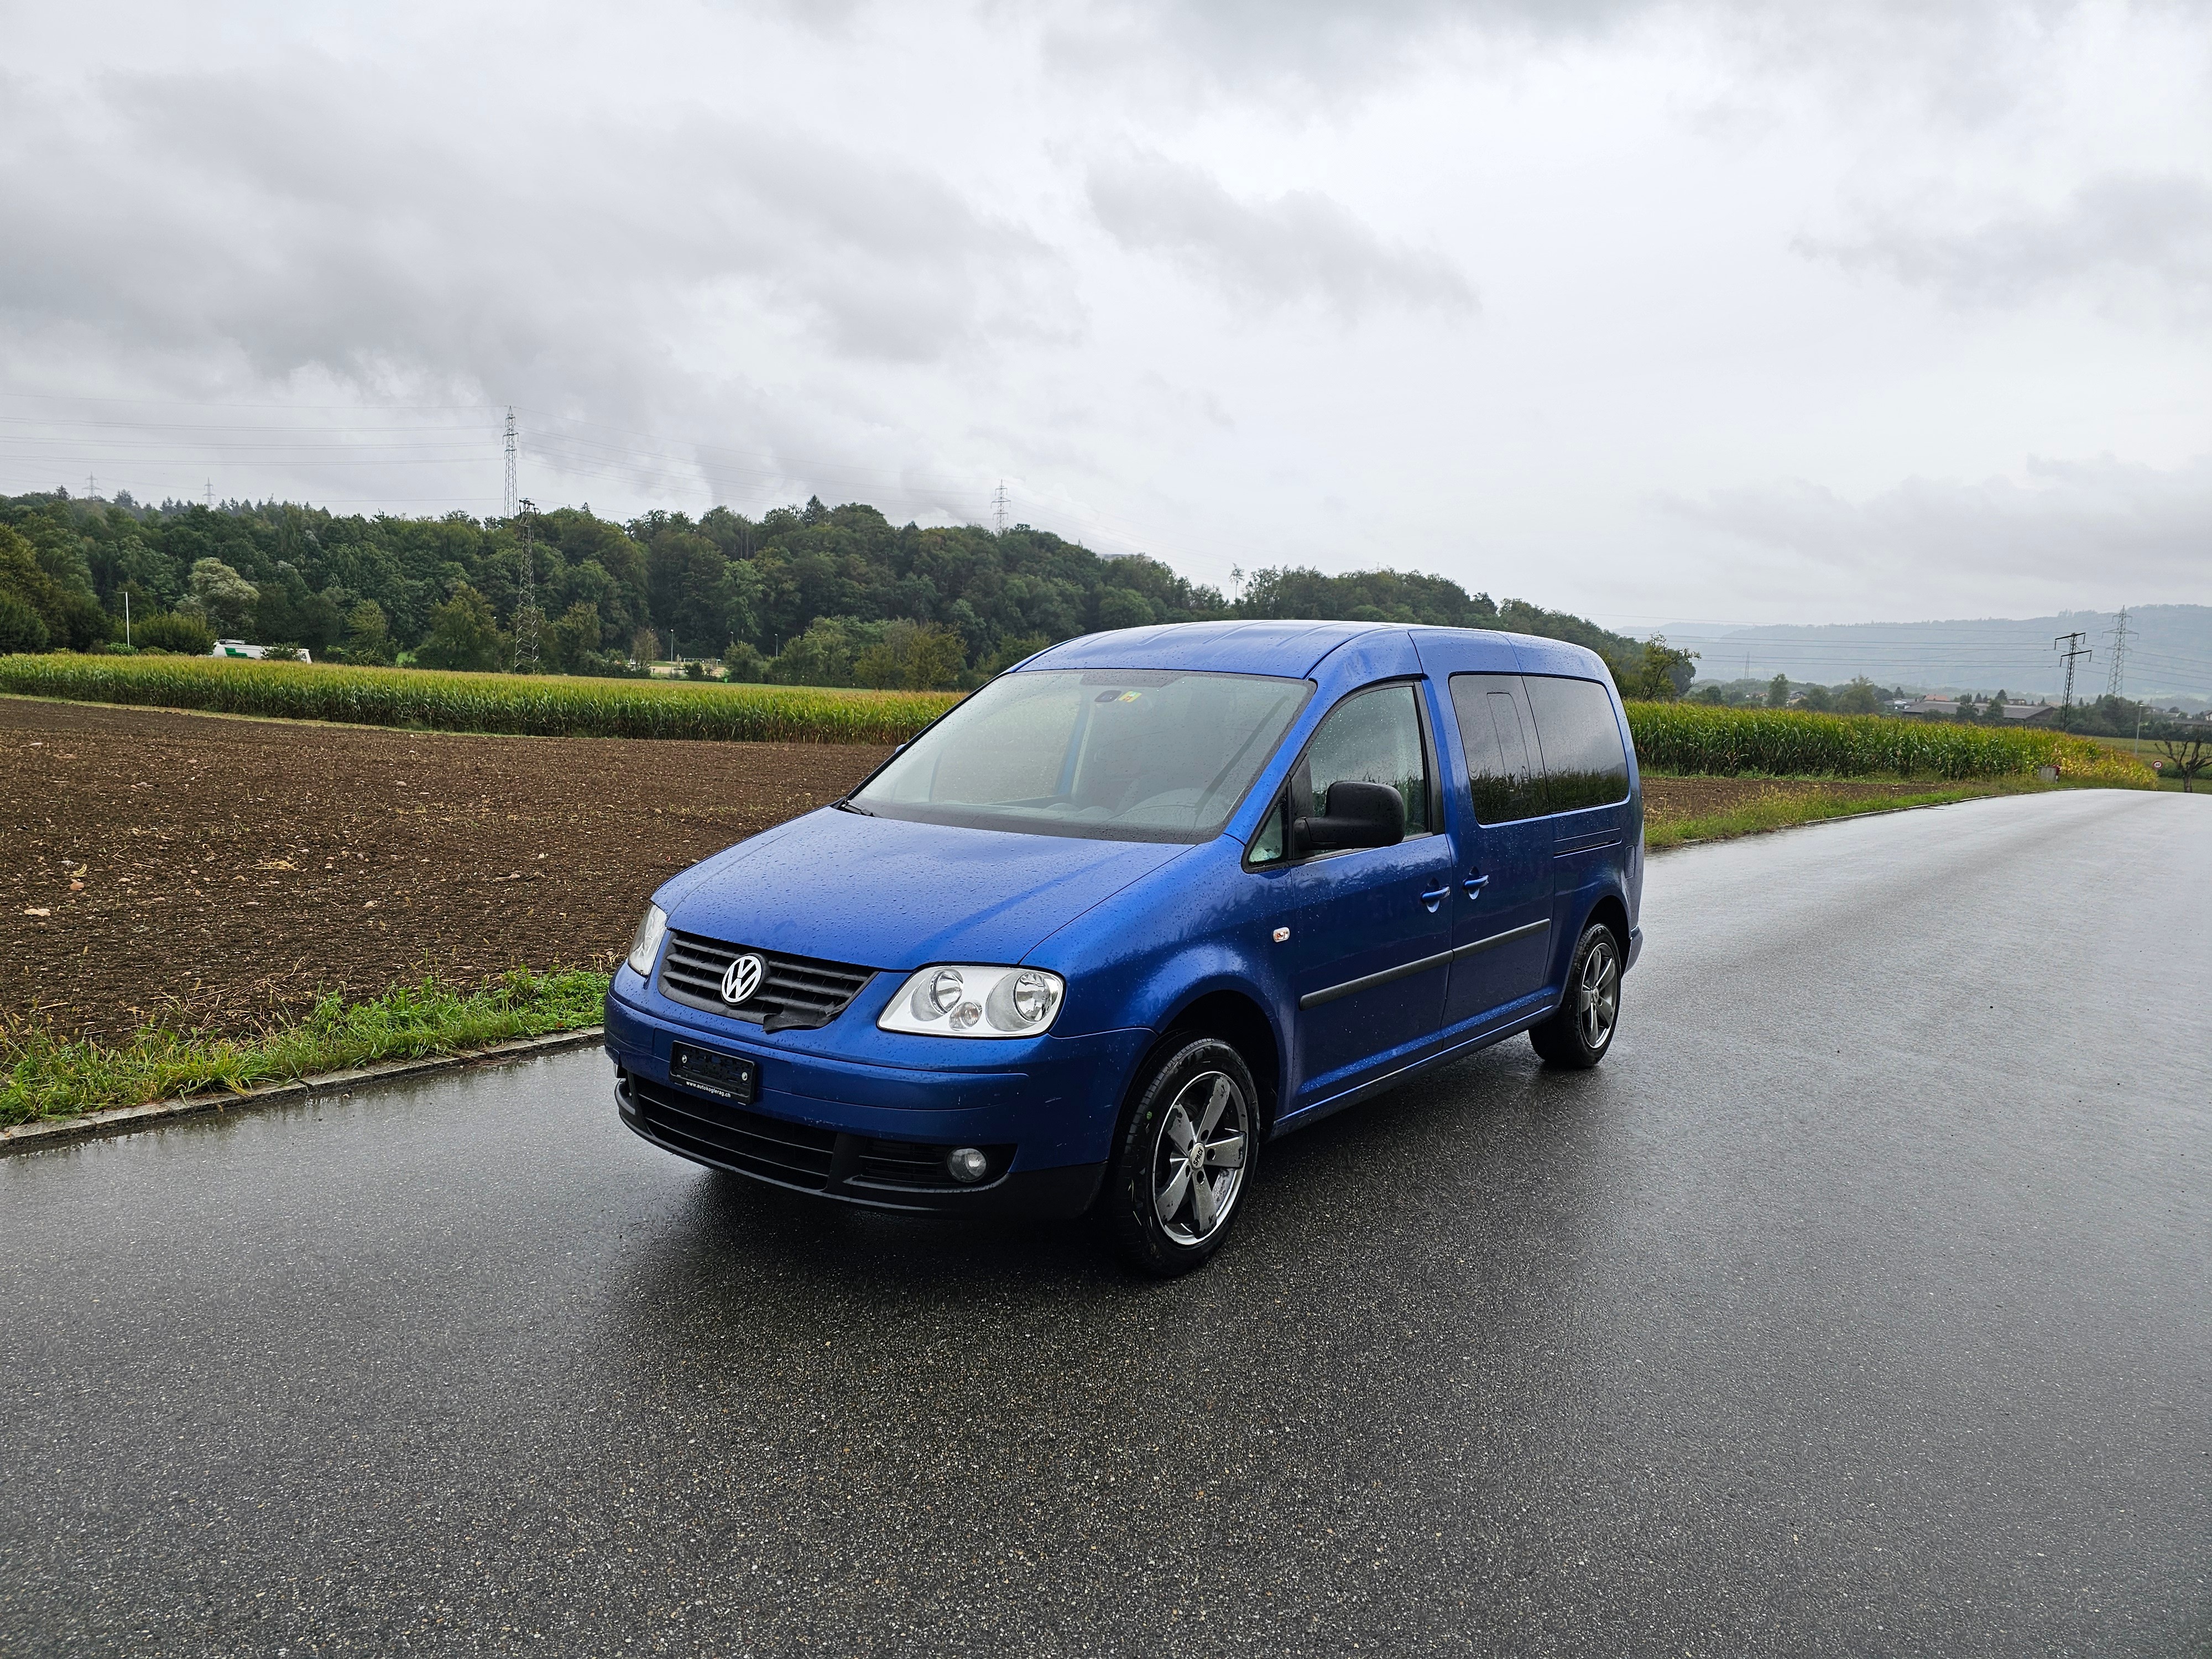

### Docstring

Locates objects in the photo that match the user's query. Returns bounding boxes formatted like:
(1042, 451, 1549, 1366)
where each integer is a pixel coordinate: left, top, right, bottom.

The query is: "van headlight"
(877, 965, 1065, 1038)
(626, 904, 668, 976)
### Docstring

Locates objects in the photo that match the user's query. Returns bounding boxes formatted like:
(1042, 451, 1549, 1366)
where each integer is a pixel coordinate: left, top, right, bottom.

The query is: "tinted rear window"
(1524, 676, 1629, 812)
(1447, 673, 1543, 824)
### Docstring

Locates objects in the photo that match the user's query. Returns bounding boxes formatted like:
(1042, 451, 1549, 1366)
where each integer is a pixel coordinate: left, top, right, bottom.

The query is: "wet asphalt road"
(3, 789, 2208, 1657)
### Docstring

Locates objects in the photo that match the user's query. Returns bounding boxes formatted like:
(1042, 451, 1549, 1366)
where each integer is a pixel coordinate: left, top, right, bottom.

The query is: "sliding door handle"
(1463, 873, 1491, 898)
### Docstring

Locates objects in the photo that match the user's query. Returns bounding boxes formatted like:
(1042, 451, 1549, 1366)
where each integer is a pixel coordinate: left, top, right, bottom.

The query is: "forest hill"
(0, 490, 1694, 696)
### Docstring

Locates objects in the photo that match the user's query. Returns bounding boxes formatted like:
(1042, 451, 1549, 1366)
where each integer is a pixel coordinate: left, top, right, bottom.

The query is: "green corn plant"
(1624, 701, 2153, 785)
(0, 655, 958, 745)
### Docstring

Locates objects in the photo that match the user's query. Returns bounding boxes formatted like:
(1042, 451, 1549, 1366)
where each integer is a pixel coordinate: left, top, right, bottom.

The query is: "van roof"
(1022, 619, 1608, 680)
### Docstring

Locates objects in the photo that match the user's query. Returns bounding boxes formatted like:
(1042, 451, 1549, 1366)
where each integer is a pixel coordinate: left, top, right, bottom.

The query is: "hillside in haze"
(1674, 607, 2212, 709)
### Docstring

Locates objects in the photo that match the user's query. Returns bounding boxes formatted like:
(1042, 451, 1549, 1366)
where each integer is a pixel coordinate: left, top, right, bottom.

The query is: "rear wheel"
(1103, 1036, 1258, 1276)
(1530, 922, 1621, 1069)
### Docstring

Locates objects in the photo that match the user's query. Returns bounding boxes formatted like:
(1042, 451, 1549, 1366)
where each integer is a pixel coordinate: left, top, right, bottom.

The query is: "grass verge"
(0, 654, 957, 744)
(1644, 779, 2037, 851)
(2, 966, 608, 1128)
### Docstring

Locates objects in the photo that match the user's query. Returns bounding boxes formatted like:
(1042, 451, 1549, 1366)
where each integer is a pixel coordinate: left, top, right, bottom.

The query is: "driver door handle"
(1420, 885, 1450, 912)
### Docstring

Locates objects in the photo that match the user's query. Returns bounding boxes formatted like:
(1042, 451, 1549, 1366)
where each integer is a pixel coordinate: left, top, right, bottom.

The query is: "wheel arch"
(1583, 891, 1631, 961)
(1154, 987, 1285, 1137)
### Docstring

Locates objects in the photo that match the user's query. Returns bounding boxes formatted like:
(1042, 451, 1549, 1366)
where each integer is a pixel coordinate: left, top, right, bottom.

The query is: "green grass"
(2078, 732, 2212, 791)
(2, 967, 609, 1128)
(1644, 780, 2035, 851)
(0, 653, 958, 744)
(1625, 701, 2153, 786)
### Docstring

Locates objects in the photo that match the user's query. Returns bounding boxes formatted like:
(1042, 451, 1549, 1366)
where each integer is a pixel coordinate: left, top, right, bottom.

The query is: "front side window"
(1447, 673, 1543, 824)
(1524, 675, 1630, 812)
(850, 669, 1311, 842)
(1301, 683, 1431, 836)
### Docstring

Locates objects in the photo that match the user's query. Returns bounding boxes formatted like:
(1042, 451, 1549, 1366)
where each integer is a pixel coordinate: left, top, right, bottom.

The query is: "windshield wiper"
(834, 799, 874, 816)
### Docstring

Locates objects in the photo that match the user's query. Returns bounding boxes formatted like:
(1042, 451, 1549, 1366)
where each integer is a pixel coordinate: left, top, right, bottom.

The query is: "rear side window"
(1447, 674, 1543, 824)
(1524, 675, 1629, 812)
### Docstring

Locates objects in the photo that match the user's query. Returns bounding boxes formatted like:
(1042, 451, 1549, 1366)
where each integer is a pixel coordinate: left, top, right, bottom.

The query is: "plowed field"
(2, 698, 885, 1040)
(3, 696, 1976, 1042)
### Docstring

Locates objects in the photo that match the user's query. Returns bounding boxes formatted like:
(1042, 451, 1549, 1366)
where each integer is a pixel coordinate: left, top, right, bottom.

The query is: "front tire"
(1530, 922, 1621, 1069)
(1104, 1036, 1258, 1277)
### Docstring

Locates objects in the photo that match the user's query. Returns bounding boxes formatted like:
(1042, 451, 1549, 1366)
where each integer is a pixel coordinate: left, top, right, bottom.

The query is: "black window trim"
(1447, 669, 1632, 825)
(1243, 675, 1442, 871)
(1520, 670, 1632, 815)
(1446, 669, 1546, 828)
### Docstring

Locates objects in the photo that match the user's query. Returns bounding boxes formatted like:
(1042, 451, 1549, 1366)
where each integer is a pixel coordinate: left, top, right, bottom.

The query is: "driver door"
(1262, 682, 1455, 1108)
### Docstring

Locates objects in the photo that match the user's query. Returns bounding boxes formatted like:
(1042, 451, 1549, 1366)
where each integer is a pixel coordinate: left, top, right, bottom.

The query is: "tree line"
(0, 488, 1695, 695)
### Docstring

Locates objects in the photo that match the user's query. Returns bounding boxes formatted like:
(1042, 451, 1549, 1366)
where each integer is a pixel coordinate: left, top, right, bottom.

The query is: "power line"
(0, 391, 489, 411)
(514, 498, 540, 674)
(2053, 632, 2093, 730)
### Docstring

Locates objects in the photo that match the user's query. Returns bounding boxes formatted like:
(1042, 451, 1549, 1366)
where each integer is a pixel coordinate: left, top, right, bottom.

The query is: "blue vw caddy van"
(606, 620, 1642, 1274)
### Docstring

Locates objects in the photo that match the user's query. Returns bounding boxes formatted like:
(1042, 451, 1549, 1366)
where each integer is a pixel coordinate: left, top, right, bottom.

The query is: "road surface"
(3, 789, 2207, 1656)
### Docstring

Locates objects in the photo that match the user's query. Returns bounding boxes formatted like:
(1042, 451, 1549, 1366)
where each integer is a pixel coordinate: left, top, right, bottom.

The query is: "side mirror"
(1295, 780, 1404, 854)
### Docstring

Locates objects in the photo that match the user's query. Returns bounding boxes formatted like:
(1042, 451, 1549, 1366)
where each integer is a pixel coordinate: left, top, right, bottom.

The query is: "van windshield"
(849, 669, 1312, 843)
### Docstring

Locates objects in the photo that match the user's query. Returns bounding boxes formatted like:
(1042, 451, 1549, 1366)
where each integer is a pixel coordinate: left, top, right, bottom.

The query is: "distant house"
(210, 639, 312, 664)
(1898, 697, 2056, 724)
(1899, 696, 1959, 718)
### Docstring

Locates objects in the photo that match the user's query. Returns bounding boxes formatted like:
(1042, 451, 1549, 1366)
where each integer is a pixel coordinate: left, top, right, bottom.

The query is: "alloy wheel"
(1576, 936, 1620, 1050)
(1150, 1071, 1250, 1246)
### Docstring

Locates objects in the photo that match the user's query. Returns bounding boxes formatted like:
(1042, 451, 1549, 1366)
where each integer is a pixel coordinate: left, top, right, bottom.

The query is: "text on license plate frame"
(669, 1042, 759, 1104)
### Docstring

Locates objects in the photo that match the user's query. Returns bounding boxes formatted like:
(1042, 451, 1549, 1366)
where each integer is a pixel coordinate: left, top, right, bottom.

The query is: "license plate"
(669, 1042, 758, 1104)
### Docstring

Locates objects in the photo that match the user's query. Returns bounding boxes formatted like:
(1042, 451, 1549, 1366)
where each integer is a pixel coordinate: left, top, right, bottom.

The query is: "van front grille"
(628, 1076, 840, 1188)
(625, 1073, 1014, 1198)
(658, 931, 875, 1032)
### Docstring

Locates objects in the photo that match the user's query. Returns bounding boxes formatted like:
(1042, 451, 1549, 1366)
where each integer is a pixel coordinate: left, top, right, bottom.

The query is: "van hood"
(661, 807, 1190, 969)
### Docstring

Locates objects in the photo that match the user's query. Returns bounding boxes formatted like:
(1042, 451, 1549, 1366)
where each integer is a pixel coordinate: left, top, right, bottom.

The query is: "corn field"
(0, 655, 960, 745)
(1623, 701, 2152, 785)
(0, 654, 2158, 782)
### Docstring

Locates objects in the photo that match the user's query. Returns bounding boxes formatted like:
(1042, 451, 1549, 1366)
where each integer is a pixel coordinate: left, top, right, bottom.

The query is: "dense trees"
(0, 523, 111, 650)
(1, 487, 1684, 692)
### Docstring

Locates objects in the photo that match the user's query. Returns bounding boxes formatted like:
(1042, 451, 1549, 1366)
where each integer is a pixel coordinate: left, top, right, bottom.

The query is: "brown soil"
(1, 698, 887, 1041)
(0, 705, 1992, 1042)
(1641, 774, 1960, 826)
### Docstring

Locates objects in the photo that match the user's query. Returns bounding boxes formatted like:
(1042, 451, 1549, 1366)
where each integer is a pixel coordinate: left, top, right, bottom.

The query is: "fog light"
(946, 1146, 990, 1185)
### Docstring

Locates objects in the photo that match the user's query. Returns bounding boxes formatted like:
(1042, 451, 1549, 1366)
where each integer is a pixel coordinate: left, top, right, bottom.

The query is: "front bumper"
(615, 1070, 1105, 1217)
(604, 976, 1147, 1220)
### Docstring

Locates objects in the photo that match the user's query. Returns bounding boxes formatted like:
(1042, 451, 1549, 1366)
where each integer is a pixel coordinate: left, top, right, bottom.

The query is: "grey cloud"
(1043, 0, 1647, 92)
(0, 58, 1063, 409)
(1042, 0, 2104, 112)
(1087, 153, 1475, 319)
(1802, 173, 2212, 314)
(1662, 455, 2212, 608)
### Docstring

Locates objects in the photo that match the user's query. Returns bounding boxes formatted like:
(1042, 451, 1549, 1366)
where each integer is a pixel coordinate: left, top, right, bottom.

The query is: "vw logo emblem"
(721, 953, 766, 1005)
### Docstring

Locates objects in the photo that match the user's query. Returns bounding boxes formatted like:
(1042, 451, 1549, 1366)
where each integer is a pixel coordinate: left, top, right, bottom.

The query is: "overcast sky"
(2, 0, 2207, 629)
